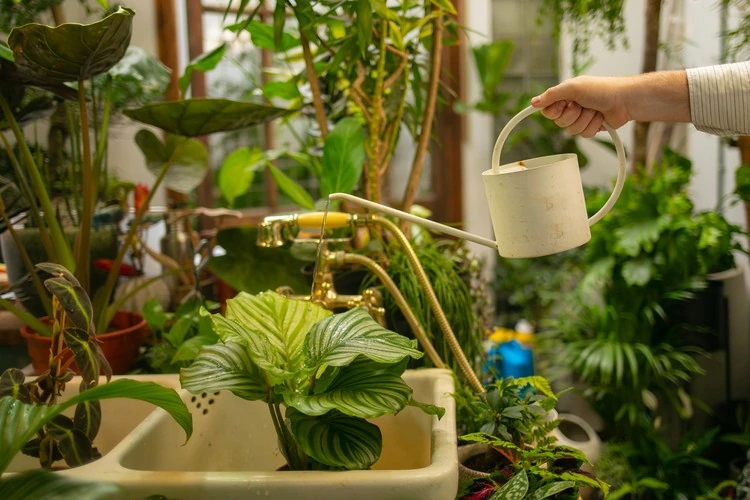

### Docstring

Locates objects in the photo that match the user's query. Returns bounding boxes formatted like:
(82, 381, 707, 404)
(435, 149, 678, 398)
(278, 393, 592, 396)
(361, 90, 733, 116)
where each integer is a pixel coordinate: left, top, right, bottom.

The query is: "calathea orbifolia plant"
(0, 263, 192, 477)
(181, 291, 443, 470)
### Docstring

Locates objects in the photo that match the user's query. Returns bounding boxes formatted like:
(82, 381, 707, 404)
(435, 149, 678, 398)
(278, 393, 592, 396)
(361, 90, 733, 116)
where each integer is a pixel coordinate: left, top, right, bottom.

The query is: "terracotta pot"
(20, 311, 146, 375)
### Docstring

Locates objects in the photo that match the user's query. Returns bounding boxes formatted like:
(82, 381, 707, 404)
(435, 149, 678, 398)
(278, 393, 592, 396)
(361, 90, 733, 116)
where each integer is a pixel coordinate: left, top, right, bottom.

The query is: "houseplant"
(180, 290, 443, 470)
(455, 376, 608, 499)
(0, 7, 211, 372)
(0, 262, 192, 497)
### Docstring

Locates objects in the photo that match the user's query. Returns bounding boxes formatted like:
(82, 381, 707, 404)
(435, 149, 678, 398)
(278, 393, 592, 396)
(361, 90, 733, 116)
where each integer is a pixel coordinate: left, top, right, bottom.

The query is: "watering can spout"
(327, 193, 499, 250)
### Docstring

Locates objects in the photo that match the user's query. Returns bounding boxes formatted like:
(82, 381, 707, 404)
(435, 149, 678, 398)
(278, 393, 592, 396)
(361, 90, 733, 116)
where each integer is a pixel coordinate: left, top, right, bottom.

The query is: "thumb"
(531, 85, 565, 108)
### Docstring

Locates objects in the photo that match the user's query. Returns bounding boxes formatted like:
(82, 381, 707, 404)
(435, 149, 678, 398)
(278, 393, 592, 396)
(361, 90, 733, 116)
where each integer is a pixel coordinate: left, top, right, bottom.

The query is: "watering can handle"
(491, 105, 627, 226)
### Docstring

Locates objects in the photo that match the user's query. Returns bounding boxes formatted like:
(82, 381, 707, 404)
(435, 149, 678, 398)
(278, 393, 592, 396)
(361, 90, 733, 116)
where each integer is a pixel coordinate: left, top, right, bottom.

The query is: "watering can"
(327, 106, 627, 258)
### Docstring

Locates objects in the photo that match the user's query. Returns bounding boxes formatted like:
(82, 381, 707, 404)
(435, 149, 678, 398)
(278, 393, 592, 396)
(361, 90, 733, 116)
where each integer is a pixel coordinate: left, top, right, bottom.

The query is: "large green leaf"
(320, 117, 365, 198)
(123, 98, 295, 137)
(222, 292, 331, 378)
(0, 469, 123, 500)
(282, 358, 412, 418)
(8, 7, 134, 84)
(180, 343, 267, 401)
(304, 307, 422, 369)
(0, 379, 191, 474)
(134, 129, 209, 194)
(208, 226, 311, 295)
(218, 147, 266, 207)
(288, 408, 381, 470)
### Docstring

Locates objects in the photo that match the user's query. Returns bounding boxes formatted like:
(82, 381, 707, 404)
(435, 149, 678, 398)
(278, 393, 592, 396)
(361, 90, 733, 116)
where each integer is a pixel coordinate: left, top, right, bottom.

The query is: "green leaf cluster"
(180, 291, 439, 470)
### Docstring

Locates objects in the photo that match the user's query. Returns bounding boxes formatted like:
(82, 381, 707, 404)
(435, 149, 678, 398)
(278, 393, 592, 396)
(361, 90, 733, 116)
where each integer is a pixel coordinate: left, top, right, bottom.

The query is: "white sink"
(59, 369, 458, 499)
(6, 374, 182, 473)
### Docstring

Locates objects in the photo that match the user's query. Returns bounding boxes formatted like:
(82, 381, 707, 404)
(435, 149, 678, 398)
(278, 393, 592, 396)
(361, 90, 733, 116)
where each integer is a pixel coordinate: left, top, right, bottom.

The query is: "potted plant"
(0, 7, 210, 373)
(454, 376, 608, 499)
(0, 262, 191, 497)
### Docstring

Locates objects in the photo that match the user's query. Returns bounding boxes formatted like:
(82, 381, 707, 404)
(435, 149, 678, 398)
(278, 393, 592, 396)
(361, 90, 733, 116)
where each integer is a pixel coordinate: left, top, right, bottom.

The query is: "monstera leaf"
(123, 98, 295, 137)
(7, 6, 134, 84)
(134, 129, 209, 194)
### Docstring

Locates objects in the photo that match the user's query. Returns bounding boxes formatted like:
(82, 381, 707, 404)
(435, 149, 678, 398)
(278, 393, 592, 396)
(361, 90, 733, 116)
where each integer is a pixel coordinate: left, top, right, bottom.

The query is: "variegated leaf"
(180, 343, 267, 401)
(282, 358, 412, 418)
(0, 369, 30, 402)
(288, 408, 382, 470)
(492, 469, 529, 500)
(532, 481, 576, 499)
(47, 415, 95, 467)
(44, 278, 93, 332)
(73, 400, 101, 441)
(223, 292, 331, 376)
(304, 307, 422, 369)
(35, 263, 80, 287)
(63, 328, 110, 386)
(0, 397, 57, 473)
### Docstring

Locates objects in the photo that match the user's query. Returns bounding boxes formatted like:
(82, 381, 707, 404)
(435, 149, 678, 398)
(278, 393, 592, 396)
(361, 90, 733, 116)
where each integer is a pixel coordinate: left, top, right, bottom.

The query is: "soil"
(463, 448, 510, 473)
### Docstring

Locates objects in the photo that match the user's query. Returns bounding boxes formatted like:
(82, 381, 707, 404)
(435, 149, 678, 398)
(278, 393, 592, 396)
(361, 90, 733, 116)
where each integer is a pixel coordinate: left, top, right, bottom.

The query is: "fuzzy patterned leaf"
(288, 408, 382, 470)
(8, 7, 134, 84)
(180, 343, 267, 401)
(491, 469, 529, 500)
(223, 292, 331, 377)
(282, 358, 413, 418)
(304, 307, 422, 369)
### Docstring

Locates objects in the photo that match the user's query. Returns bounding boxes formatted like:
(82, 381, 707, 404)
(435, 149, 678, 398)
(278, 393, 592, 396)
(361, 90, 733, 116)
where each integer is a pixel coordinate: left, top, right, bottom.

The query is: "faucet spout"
(328, 193, 498, 250)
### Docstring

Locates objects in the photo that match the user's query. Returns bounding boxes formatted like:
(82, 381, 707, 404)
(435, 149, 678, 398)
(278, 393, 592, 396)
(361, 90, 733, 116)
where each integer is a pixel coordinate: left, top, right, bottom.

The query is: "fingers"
(555, 102, 583, 128)
(580, 112, 605, 138)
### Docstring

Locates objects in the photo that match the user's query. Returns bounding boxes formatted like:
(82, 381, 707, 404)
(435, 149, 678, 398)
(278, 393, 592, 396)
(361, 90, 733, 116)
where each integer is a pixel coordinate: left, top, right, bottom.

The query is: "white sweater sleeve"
(686, 61, 750, 136)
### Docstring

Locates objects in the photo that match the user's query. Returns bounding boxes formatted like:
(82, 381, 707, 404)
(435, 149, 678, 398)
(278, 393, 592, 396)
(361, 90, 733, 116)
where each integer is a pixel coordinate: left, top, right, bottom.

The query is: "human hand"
(530, 76, 633, 137)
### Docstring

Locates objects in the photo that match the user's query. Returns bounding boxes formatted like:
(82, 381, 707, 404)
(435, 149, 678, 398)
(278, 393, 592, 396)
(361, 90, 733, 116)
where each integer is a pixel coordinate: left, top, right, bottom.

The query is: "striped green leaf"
(46, 415, 95, 467)
(282, 358, 413, 418)
(64, 328, 111, 386)
(73, 400, 101, 441)
(304, 307, 422, 369)
(288, 408, 382, 470)
(532, 481, 576, 499)
(0, 469, 123, 500)
(223, 292, 331, 377)
(35, 263, 80, 287)
(44, 278, 93, 332)
(180, 343, 267, 401)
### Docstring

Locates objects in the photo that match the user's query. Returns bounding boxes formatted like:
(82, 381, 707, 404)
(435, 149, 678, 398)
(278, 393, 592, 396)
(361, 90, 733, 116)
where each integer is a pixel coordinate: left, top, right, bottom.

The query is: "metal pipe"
(339, 252, 446, 369)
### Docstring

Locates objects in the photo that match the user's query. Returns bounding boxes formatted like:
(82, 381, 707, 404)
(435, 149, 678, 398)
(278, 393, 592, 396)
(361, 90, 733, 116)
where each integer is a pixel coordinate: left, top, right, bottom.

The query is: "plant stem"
(0, 201, 52, 318)
(48, 296, 66, 405)
(366, 20, 389, 203)
(94, 155, 177, 333)
(66, 103, 83, 222)
(0, 297, 51, 336)
(268, 401, 296, 469)
(75, 79, 94, 294)
(93, 86, 112, 197)
(401, 9, 444, 215)
(300, 33, 329, 139)
(0, 95, 70, 266)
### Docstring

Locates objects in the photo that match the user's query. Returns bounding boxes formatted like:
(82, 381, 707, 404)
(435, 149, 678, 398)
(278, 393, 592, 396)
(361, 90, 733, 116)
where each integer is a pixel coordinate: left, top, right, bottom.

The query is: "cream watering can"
(330, 105, 627, 258)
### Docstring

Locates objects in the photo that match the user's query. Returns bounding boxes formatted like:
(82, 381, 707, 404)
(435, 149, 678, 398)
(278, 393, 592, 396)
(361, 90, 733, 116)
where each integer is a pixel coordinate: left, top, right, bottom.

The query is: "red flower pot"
(20, 311, 147, 375)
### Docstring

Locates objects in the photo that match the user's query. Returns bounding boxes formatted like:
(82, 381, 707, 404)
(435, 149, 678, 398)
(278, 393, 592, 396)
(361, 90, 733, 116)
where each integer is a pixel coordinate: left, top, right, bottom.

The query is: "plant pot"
(4, 374, 181, 474)
(0, 226, 118, 317)
(457, 443, 493, 483)
(20, 311, 147, 375)
(50, 369, 458, 499)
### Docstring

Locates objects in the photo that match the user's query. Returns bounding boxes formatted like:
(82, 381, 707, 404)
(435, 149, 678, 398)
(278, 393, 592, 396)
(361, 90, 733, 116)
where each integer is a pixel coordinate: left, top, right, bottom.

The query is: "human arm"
(530, 71, 691, 138)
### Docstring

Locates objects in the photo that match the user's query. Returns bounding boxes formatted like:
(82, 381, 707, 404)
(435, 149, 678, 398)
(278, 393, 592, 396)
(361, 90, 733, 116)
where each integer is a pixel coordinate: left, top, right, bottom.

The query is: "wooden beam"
(156, 0, 180, 101)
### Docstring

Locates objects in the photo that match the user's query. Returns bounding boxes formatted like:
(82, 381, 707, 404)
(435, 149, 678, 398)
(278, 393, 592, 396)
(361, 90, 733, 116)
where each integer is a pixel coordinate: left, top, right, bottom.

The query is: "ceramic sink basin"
(59, 369, 458, 499)
(5, 374, 182, 473)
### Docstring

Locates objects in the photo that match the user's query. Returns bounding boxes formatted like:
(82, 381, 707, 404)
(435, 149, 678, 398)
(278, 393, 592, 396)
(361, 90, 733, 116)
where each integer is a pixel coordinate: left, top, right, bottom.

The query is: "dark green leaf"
(35, 263, 80, 287)
(0, 369, 29, 402)
(356, 0, 372, 56)
(219, 147, 266, 207)
(273, 2, 287, 51)
(267, 163, 316, 210)
(320, 117, 365, 197)
(43, 278, 93, 331)
(304, 307, 422, 369)
(73, 400, 101, 441)
(8, 7, 134, 84)
(0, 470, 123, 500)
(124, 98, 295, 137)
(180, 343, 267, 401)
(179, 44, 226, 96)
(288, 408, 382, 469)
(63, 328, 110, 386)
(47, 415, 95, 467)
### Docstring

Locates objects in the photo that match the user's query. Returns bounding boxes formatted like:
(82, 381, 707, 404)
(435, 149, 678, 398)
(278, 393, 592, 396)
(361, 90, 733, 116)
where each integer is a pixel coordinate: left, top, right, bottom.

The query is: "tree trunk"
(632, 0, 663, 172)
